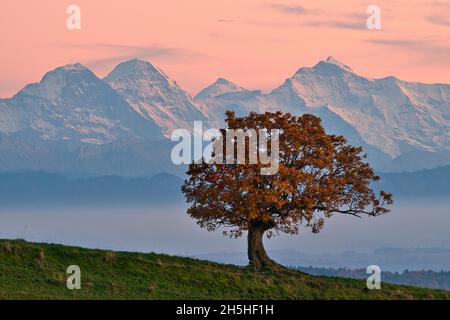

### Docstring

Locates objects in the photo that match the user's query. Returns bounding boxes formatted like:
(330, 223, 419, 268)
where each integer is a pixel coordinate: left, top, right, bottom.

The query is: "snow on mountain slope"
(0, 57, 448, 175)
(195, 78, 274, 127)
(0, 63, 163, 144)
(105, 59, 208, 136)
(281, 57, 450, 157)
(194, 78, 246, 100)
(196, 56, 450, 167)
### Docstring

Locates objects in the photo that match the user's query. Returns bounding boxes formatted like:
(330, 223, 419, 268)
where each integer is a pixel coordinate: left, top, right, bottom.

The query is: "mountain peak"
(195, 78, 244, 100)
(16, 63, 99, 100)
(104, 58, 169, 83)
(293, 57, 354, 78)
(120, 58, 153, 69)
(35, 63, 95, 84)
(321, 56, 354, 72)
(105, 59, 207, 137)
(2, 60, 163, 144)
(214, 77, 233, 85)
(42, 63, 93, 79)
(59, 63, 89, 72)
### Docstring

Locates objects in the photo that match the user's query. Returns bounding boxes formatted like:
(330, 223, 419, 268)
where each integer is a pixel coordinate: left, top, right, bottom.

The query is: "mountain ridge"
(0, 57, 448, 175)
(195, 56, 450, 170)
(105, 59, 208, 137)
(0, 62, 163, 143)
(194, 77, 246, 100)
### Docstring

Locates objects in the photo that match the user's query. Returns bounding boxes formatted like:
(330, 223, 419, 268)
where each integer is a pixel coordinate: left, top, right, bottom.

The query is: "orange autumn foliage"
(182, 111, 393, 268)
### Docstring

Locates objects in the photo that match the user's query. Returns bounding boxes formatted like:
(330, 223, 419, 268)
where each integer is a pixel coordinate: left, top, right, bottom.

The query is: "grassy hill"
(0, 239, 448, 300)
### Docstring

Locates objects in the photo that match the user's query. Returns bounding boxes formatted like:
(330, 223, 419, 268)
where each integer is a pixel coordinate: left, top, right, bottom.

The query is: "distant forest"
(296, 266, 450, 291)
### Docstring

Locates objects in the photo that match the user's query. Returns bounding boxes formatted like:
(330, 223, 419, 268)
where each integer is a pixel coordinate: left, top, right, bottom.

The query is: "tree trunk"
(247, 220, 280, 270)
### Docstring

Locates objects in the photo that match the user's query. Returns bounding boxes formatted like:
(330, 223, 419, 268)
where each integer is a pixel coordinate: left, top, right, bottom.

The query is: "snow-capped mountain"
(196, 56, 450, 171)
(0, 63, 163, 144)
(105, 59, 208, 137)
(194, 78, 246, 100)
(0, 63, 175, 177)
(194, 78, 267, 127)
(0, 57, 448, 176)
(279, 56, 450, 158)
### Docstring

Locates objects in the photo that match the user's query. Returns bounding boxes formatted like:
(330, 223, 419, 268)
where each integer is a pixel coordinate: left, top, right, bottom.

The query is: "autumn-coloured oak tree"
(182, 111, 393, 269)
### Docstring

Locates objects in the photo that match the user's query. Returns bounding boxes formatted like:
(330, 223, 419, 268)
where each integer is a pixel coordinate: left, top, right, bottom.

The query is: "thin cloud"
(426, 15, 450, 27)
(268, 3, 307, 15)
(366, 39, 424, 47)
(243, 5, 365, 30)
(58, 43, 202, 70)
(241, 12, 366, 30)
(430, 0, 450, 9)
(266, 3, 322, 15)
(217, 19, 236, 23)
(62, 43, 187, 57)
(365, 38, 450, 63)
(365, 38, 450, 53)
(303, 19, 364, 30)
(302, 13, 367, 30)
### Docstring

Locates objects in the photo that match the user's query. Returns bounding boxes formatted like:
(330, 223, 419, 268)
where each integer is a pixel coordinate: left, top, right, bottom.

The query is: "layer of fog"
(0, 197, 449, 270)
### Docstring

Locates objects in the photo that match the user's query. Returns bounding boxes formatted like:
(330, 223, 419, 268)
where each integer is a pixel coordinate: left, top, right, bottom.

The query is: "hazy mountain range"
(0, 171, 183, 207)
(0, 57, 449, 177)
(1, 165, 448, 207)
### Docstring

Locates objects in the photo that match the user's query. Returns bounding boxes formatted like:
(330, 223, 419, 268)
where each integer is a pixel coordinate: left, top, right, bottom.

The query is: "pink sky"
(0, 0, 449, 98)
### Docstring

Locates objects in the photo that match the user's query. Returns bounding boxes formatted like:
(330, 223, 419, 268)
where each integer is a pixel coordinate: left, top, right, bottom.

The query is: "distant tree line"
(295, 266, 450, 291)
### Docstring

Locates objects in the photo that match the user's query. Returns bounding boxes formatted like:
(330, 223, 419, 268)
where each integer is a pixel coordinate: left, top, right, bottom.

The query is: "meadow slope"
(0, 240, 448, 300)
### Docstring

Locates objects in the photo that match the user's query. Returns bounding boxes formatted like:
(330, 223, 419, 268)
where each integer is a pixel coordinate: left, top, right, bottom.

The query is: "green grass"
(0, 239, 448, 300)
